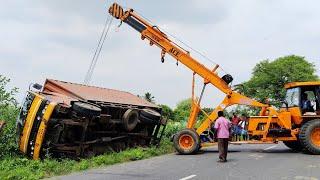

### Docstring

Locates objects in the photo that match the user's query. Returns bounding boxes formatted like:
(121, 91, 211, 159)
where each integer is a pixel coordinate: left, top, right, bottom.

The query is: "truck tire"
(283, 140, 303, 152)
(299, 119, 320, 154)
(122, 109, 139, 132)
(140, 108, 161, 121)
(72, 101, 101, 118)
(173, 129, 200, 154)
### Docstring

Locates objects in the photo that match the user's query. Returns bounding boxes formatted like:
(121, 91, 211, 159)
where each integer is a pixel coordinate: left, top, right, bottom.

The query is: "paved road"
(52, 143, 320, 180)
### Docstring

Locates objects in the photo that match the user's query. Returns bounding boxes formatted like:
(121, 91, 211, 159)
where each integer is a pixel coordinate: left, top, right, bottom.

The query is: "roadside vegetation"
(0, 56, 318, 179)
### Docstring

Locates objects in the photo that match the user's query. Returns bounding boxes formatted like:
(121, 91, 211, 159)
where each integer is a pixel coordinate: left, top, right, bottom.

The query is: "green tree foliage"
(172, 98, 214, 122)
(236, 55, 318, 107)
(0, 75, 19, 158)
(173, 98, 192, 122)
(159, 104, 174, 121)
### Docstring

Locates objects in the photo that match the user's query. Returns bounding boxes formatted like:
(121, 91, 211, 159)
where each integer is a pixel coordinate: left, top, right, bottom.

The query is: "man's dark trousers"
(218, 138, 229, 161)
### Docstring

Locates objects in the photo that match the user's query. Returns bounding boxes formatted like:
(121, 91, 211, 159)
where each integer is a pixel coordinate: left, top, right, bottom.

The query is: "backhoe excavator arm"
(108, 3, 269, 135)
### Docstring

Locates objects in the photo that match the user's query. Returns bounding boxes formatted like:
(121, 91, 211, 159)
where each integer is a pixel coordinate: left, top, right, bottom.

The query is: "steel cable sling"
(84, 14, 114, 85)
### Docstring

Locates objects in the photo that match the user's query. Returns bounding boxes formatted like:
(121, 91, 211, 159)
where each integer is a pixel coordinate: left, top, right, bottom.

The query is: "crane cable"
(84, 14, 114, 85)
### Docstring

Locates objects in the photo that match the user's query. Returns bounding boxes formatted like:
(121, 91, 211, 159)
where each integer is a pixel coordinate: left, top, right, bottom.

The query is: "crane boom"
(108, 3, 269, 135)
(109, 4, 231, 94)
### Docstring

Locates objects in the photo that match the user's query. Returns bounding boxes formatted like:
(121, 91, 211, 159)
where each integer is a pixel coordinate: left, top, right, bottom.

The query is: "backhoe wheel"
(173, 129, 200, 155)
(299, 119, 320, 154)
(283, 140, 303, 152)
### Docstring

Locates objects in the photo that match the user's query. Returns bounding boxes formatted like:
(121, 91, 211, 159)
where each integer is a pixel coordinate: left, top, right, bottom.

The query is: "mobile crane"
(108, 3, 320, 154)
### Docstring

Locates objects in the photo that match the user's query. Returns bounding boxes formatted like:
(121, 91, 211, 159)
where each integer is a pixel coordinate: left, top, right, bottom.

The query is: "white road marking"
(179, 174, 197, 180)
(263, 145, 277, 151)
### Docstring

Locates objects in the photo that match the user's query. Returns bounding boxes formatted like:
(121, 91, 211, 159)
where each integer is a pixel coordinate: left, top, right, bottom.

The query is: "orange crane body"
(109, 3, 320, 155)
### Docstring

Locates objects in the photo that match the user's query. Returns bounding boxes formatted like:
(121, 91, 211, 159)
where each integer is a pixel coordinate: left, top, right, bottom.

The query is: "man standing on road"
(214, 111, 231, 162)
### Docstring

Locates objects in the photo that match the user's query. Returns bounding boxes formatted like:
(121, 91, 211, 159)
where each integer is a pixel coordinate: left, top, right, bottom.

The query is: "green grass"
(0, 139, 174, 180)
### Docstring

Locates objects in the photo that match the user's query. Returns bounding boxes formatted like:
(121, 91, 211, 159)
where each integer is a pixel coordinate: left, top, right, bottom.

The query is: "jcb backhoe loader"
(108, 3, 320, 154)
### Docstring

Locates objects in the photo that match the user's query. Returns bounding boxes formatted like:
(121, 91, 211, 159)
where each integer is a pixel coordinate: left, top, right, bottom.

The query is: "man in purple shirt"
(214, 111, 231, 162)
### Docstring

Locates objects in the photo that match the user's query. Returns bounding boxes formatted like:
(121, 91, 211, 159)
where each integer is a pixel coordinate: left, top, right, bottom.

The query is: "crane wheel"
(283, 140, 303, 152)
(299, 119, 320, 154)
(173, 129, 200, 154)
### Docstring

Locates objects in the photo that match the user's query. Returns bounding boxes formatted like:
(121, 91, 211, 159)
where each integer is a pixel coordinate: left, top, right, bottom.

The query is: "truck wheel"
(299, 119, 320, 154)
(122, 109, 139, 132)
(173, 129, 200, 154)
(283, 140, 303, 151)
(72, 101, 101, 118)
(140, 109, 161, 121)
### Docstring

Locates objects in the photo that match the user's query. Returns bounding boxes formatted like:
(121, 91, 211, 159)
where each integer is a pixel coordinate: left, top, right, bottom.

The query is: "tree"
(0, 76, 18, 107)
(159, 104, 174, 121)
(172, 98, 215, 122)
(173, 98, 192, 122)
(142, 92, 155, 103)
(236, 55, 318, 107)
(0, 75, 19, 158)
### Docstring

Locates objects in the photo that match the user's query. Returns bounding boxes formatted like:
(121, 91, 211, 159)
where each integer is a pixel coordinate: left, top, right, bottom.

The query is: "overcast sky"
(1, 0, 319, 108)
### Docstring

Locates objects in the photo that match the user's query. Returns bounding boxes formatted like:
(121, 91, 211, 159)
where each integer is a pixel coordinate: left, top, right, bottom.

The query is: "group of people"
(231, 113, 249, 141)
(213, 111, 249, 162)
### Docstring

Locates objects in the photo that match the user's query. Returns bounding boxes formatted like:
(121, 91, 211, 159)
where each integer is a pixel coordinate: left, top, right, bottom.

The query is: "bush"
(159, 104, 174, 121)
(0, 75, 19, 159)
(173, 98, 192, 122)
(164, 122, 185, 138)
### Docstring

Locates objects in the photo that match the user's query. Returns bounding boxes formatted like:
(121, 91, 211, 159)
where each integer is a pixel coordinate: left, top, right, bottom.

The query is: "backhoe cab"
(283, 82, 320, 117)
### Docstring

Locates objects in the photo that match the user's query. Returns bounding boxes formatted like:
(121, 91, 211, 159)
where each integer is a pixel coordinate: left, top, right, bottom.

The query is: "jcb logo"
(169, 48, 180, 57)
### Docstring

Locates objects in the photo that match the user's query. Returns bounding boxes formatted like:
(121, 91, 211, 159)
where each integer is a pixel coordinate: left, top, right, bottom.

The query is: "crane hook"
(117, 21, 123, 28)
(161, 50, 166, 63)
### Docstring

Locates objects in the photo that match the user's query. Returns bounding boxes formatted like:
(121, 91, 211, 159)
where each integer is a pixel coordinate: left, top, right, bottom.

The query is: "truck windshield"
(285, 87, 300, 107)
(16, 92, 35, 138)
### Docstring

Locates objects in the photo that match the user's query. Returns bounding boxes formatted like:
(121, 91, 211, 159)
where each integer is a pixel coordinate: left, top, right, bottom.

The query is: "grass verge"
(0, 139, 174, 180)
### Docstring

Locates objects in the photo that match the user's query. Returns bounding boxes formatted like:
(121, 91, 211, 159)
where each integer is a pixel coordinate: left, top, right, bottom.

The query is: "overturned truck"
(17, 79, 166, 160)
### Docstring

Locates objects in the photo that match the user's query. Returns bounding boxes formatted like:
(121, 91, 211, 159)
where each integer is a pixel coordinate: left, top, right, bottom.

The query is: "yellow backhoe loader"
(108, 3, 320, 154)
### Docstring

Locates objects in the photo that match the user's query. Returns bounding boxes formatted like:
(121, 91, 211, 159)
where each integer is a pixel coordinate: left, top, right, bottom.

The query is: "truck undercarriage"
(17, 79, 166, 159)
